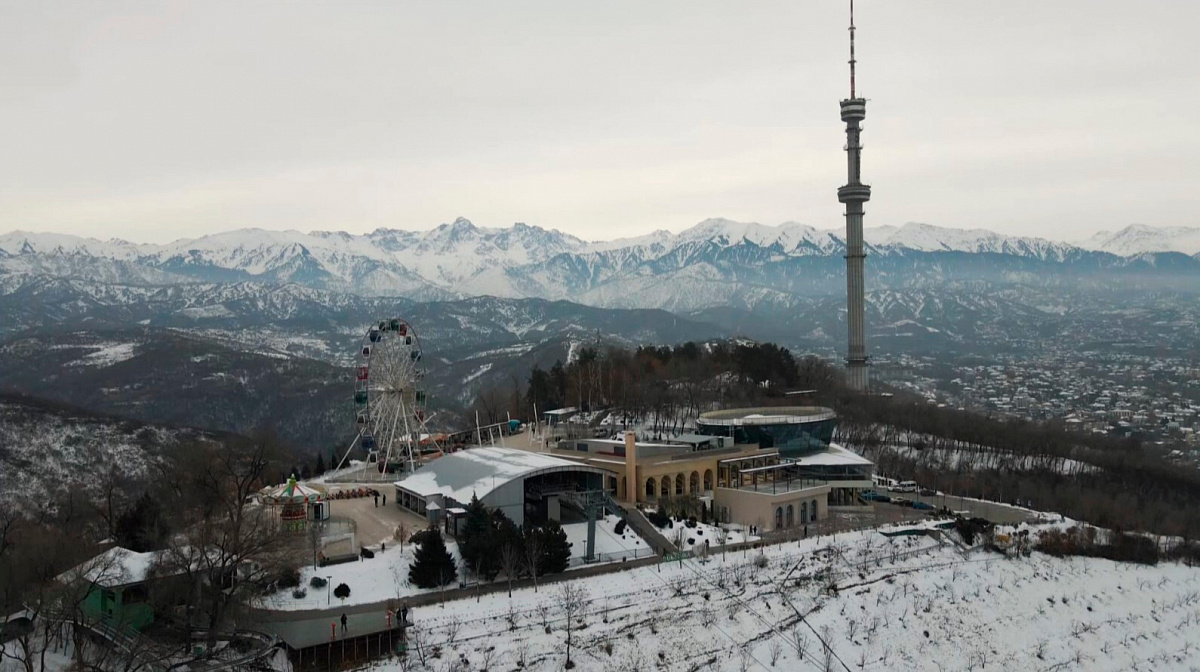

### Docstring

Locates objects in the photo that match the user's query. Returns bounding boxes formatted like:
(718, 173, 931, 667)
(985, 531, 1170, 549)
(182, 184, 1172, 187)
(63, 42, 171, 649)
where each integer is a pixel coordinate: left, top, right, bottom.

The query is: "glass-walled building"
(696, 407, 838, 458)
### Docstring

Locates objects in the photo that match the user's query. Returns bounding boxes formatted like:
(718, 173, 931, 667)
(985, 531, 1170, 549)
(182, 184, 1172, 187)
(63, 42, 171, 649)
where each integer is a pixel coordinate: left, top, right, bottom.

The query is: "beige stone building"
(547, 408, 874, 532)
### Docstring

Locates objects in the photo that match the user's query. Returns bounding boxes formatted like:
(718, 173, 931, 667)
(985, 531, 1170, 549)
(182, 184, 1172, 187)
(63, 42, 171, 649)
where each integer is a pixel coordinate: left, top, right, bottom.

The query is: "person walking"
(383, 494, 387, 506)
(374, 492, 379, 507)
(340, 613, 348, 634)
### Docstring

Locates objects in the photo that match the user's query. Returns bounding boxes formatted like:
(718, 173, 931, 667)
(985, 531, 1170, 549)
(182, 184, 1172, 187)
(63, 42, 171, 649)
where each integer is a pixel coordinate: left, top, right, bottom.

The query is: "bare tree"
(793, 629, 810, 660)
(556, 582, 589, 669)
(158, 436, 288, 647)
(524, 527, 543, 593)
(306, 516, 324, 569)
(500, 541, 523, 598)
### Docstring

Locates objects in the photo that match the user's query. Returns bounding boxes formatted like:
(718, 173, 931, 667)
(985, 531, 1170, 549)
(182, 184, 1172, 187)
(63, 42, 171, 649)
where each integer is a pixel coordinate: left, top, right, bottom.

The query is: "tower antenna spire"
(849, 0, 857, 98)
(838, 0, 871, 392)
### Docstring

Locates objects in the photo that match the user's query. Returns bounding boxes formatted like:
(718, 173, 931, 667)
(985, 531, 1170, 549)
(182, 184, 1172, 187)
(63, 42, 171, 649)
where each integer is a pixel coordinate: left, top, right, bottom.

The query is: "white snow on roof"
(791, 443, 874, 467)
(394, 446, 601, 504)
(718, 444, 873, 468)
(60, 547, 163, 588)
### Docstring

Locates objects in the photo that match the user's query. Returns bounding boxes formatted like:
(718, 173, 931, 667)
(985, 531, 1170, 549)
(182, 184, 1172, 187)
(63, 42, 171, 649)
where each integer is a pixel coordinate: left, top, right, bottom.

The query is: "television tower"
(838, 0, 871, 391)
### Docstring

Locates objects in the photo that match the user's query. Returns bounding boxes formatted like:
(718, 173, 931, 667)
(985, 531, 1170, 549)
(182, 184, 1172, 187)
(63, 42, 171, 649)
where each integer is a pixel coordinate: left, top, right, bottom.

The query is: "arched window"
(774, 507, 783, 530)
(689, 471, 700, 494)
(675, 474, 685, 496)
(661, 476, 671, 498)
(703, 469, 714, 491)
(785, 505, 794, 528)
(801, 501, 808, 523)
(810, 499, 818, 522)
(646, 479, 655, 498)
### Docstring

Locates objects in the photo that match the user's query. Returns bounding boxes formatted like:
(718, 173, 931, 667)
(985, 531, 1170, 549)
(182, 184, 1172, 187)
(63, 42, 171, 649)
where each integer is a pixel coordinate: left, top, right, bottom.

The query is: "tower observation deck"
(839, 0, 871, 392)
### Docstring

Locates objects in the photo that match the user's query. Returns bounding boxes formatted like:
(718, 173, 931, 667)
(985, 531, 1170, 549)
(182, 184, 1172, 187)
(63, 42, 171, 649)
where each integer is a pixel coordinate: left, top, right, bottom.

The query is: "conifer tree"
(460, 495, 500, 580)
(538, 519, 572, 575)
(408, 526, 457, 589)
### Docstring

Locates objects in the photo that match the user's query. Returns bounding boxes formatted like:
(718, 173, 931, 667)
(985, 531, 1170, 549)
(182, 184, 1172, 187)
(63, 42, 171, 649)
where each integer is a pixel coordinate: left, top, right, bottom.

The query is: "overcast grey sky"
(1, 1, 1197, 243)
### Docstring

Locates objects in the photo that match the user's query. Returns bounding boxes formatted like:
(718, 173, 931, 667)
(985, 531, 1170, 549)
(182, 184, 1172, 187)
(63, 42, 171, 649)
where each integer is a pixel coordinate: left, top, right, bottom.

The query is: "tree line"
(409, 495, 572, 594)
(467, 340, 838, 436)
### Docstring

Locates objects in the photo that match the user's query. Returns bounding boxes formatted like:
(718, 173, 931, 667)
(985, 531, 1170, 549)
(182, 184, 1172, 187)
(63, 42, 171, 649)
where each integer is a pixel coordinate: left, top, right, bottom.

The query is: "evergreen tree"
(408, 526, 457, 589)
(114, 491, 169, 552)
(315, 452, 326, 476)
(459, 495, 500, 580)
(537, 519, 572, 575)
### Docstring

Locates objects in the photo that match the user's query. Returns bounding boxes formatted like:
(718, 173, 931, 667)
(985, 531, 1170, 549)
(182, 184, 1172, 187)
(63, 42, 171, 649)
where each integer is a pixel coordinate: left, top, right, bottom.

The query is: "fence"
(568, 546, 655, 567)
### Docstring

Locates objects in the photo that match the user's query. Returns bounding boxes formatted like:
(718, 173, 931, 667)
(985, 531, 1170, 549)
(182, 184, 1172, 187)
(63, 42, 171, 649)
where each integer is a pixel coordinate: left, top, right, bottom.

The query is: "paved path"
(880, 493, 1040, 525)
(328, 496, 428, 546)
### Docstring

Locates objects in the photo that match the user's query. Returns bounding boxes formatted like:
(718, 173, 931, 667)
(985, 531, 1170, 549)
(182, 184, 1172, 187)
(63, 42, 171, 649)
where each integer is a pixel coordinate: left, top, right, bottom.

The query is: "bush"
(685, 517, 698, 529)
(954, 517, 993, 546)
(1036, 526, 1160, 565)
(614, 519, 627, 535)
(277, 567, 302, 589)
(333, 583, 351, 600)
(646, 510, 671, 529)
(309, 576, 328, 588)
(292, 588, 307, 599)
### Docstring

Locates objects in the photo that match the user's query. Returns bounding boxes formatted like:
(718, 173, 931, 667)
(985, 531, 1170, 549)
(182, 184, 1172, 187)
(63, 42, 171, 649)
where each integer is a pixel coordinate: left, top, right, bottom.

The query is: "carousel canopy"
(262, 475, 324, 505)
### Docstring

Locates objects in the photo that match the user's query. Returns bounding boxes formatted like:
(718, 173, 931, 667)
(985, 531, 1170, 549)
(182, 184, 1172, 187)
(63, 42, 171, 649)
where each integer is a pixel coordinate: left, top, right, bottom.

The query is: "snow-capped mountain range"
(1076, 224, 1200, 256)
(1, 220, 1197, 312)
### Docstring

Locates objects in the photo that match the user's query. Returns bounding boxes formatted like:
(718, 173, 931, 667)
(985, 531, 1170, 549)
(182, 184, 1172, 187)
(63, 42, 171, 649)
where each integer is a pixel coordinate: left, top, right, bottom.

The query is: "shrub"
(333, 583, 351, 600)
(292, 588, 307, 600)
(309, 576, 328, 588)
(954, 517, 993, 546)
(614, 519, 627, 535)
(277, 567, 302, 589)
(1036, 526, 1160, 565)
(646, 510, 671, 528)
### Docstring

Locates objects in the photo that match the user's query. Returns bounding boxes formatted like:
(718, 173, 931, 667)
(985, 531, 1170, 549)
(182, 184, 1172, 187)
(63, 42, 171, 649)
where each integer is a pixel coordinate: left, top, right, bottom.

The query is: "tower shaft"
(838, 3, 870, 392)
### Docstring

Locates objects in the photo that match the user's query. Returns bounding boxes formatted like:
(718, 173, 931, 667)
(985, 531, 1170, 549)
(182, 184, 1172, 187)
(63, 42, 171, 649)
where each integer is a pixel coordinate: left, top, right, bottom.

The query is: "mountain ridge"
(2, 220, 1198, 314)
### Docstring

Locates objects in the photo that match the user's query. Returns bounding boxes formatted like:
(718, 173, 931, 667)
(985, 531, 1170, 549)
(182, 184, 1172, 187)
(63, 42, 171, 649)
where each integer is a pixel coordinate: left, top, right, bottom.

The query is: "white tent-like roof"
(394, 446, 605, 504)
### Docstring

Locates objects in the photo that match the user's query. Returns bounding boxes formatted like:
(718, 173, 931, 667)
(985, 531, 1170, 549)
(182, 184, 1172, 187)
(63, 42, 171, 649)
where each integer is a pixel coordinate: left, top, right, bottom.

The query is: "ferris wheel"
(351, 318, 433, 474)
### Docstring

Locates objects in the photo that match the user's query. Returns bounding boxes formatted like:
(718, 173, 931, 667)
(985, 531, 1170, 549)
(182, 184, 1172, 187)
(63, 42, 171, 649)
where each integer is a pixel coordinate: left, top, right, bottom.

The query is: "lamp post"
(325, 575, 333, 605)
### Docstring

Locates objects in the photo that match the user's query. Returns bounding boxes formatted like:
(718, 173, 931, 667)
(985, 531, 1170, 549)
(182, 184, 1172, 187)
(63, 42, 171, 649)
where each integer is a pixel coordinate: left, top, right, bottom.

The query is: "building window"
(775, 507, 783, 530)
(811, 500, 818, 522)
(785, 505, 794, 528)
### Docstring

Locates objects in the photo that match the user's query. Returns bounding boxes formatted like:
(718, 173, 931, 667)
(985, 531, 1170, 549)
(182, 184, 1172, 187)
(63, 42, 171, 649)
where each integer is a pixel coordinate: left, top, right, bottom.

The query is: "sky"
(1, 1, 1198, 244)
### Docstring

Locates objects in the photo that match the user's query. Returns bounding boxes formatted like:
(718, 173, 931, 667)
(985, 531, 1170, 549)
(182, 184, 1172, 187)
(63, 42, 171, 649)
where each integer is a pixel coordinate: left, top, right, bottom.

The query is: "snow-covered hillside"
(0, 395, 211, 515)
(1079, 223, 1200, 256)
(354, 519, 1200, 672)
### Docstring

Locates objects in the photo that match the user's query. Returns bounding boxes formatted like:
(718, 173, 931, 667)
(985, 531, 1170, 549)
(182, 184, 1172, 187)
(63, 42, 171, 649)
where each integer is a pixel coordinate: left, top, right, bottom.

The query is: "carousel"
(261, 475, 328, 531)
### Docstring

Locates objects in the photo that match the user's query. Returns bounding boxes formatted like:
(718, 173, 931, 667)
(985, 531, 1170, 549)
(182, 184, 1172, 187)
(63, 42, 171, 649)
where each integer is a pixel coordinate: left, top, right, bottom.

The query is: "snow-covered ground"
(257, 540, 466, 612)
(562, 515, 653, 565)
(260, 516, 657, 610)
(355, 520, 1200, 672)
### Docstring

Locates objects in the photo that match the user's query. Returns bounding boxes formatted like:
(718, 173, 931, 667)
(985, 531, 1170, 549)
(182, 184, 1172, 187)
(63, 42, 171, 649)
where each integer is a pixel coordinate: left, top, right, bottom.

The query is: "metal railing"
(568, 546, 655, 567)
(723, 478, 828, 495)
